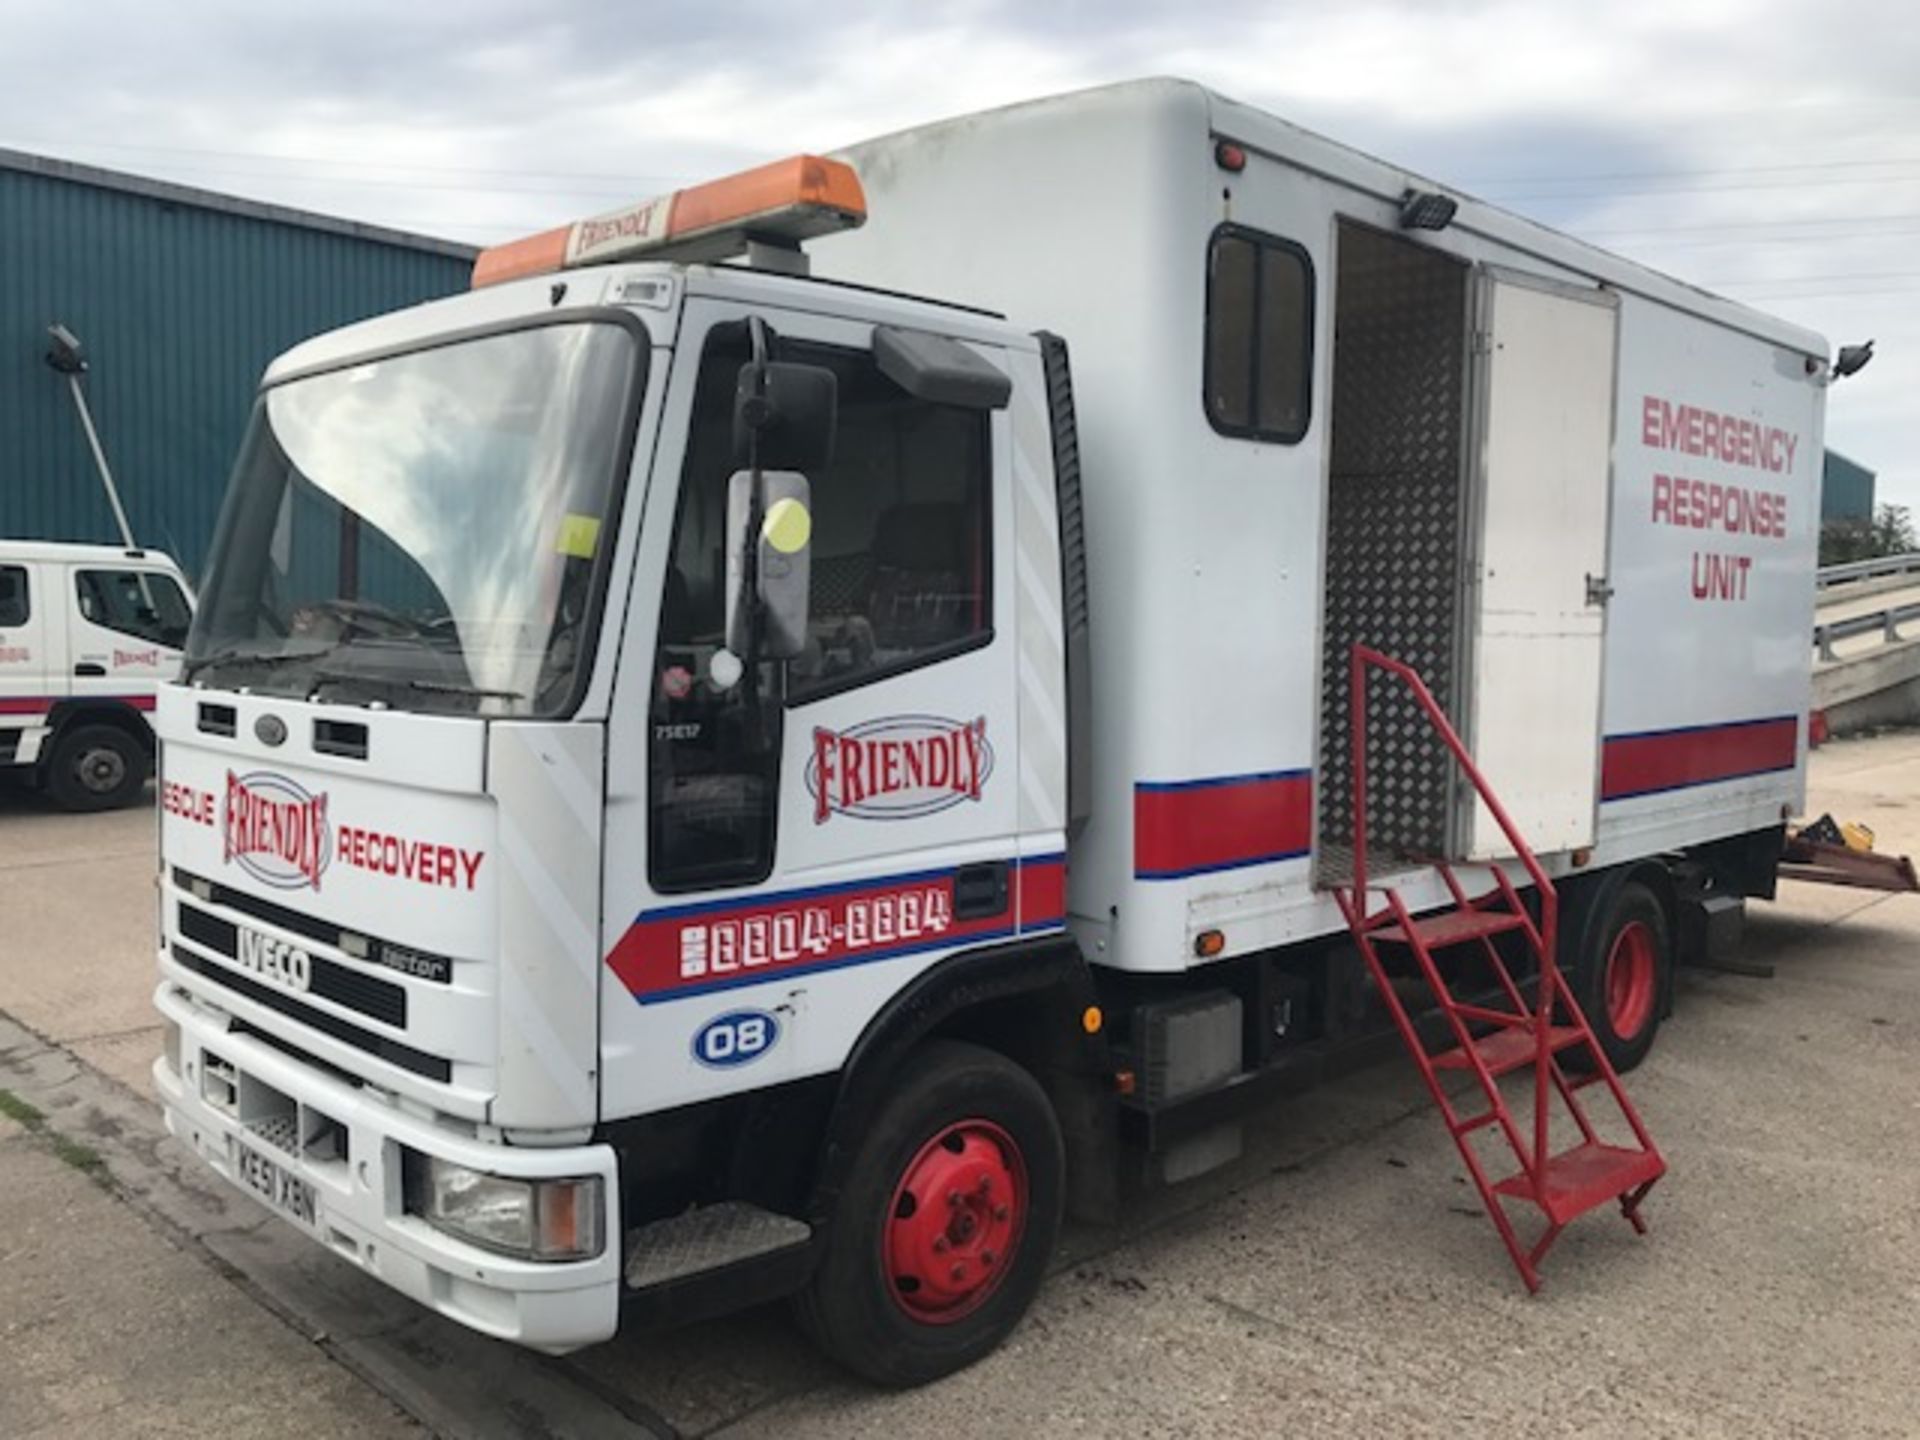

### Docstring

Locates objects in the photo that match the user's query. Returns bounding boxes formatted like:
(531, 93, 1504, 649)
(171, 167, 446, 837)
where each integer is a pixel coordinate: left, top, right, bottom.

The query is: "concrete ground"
(2, 736, 1919, 1437)
(0, 1102, 422, 1439)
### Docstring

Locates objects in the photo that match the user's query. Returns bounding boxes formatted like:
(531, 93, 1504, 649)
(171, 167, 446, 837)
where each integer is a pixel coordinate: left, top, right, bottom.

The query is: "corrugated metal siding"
(1821, 451, 1876, 524)
(0, 163, 471, 577)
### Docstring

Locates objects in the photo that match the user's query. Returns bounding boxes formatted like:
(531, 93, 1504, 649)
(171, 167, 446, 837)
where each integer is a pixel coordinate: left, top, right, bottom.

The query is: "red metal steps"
(1334, 644, 1666, 1294)
(1371, 908, 1527, 949)
(1493, 1143, 1665, 1228)
(1433, 1024, 1583, 1079)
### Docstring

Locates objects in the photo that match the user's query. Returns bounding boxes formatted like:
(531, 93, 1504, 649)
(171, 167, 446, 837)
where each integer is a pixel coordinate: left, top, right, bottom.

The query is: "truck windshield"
(187, 319, 642, 716)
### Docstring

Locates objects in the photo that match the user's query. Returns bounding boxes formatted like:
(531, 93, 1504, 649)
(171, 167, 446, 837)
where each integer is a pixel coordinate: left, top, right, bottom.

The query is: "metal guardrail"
(1816, 552, 1920, 590)
(1815, 600, 1920, 661)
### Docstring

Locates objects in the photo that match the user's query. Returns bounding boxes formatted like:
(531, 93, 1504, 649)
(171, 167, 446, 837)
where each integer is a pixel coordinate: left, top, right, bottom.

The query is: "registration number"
(233, 1139, 318, 1229)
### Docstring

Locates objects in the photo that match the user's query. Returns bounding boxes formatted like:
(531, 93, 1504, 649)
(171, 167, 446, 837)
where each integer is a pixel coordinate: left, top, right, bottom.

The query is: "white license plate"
(233, 1138, 318, 1230)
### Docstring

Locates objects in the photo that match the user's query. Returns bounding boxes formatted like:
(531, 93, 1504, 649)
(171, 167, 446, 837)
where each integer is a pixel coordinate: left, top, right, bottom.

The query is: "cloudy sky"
(6, 1, 1915, 507)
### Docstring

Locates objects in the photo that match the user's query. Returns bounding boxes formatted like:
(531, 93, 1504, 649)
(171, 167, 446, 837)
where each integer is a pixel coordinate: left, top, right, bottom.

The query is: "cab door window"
(649, 327, 993, 892)
(0, 566, 28, 627)
(75, 570, 192, 649)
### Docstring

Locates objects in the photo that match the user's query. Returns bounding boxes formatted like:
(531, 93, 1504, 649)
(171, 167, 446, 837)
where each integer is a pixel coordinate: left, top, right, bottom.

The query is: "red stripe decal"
(610, 858, 1061, 1004)
(1134, 771, 1313, 879)
(1600, 716, 1798, 801)
(1016, 855, 1066, 930)
(0, 693, 155, 716)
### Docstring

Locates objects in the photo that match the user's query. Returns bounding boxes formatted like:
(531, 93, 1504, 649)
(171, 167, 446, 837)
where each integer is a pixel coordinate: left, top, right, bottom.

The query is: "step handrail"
(1349, 643, 1564, 1181)
(1348, 645, 1557, 938)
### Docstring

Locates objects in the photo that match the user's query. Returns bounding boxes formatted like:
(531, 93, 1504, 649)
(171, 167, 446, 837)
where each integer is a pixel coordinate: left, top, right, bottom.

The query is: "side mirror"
(733, 362, 837, 475)
(724, 470, 812, 661)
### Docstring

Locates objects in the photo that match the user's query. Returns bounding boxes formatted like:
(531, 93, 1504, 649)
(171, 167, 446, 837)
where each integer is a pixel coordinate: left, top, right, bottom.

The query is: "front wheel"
(44, 723, 148, 811)
(794, 1040, 1064, 1387)
(1567, 877, 1671, 1074)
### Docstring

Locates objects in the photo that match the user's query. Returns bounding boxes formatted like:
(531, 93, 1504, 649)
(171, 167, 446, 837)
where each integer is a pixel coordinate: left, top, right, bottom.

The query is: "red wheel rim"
(1605, 920, 1657, 1040)
(885, 1118, 1027, 1325)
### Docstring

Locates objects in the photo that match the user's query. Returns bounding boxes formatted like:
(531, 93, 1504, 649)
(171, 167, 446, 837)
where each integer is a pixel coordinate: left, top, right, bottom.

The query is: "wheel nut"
(982, 1249, 997, 1266)
(993, 1205, 1009, 1221)
(948, 1191, 963, 1207)
(933, 1236, 949, 1253)
(950, 1263, 966, 1281)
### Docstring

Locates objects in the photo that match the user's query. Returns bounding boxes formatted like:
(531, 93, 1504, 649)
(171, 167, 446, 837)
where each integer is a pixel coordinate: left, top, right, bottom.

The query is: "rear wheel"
(44, 723, 147, 812)
(794, 1040, 1064, 1387)
(1568, 878, 1670, 1074)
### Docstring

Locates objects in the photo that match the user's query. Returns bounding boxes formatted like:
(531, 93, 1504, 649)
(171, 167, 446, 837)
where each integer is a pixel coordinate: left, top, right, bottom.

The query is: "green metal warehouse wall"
(0, 153, 474, 576)
(1821, 450, 1876, 525)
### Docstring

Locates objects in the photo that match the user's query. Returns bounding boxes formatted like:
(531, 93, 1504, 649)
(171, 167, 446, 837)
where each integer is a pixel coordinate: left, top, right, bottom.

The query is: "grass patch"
(0, 1087, 108, 1179)
(48, 1134, 106, 1175)
(0, 1088, 45, 1128)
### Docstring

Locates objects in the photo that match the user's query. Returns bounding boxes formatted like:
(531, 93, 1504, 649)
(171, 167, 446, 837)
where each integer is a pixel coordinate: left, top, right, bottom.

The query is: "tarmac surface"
(2, 734, 1918, 1437)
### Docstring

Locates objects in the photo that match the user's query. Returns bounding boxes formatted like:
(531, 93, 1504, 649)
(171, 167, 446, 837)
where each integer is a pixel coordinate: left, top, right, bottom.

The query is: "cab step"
(623, 1201, 811, 1291)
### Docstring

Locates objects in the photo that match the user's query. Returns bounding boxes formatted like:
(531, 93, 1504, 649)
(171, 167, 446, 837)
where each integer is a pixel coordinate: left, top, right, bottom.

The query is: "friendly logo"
(806, 715, 993, 824)
(223, 770, 332, 891)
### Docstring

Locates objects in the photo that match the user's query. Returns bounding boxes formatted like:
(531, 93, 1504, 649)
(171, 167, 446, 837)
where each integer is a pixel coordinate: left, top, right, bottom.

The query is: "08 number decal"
(692, 1009, 781, 1068)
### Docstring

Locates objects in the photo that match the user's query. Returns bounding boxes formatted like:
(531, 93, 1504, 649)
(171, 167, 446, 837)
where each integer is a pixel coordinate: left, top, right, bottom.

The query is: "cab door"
(0, 561, 52, 744)
(65, 564, 192, 705)
(600, 298, 1030, 1115)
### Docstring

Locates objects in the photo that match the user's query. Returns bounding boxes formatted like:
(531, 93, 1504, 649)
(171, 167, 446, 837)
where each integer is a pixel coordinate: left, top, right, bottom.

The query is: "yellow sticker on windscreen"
(557, 514, 602, 559)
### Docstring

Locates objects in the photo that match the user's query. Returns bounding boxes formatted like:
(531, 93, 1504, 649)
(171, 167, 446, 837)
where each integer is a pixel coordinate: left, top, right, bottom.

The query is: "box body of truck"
(816, 79, 1823, 974)
(151, 80, 1827, 1380)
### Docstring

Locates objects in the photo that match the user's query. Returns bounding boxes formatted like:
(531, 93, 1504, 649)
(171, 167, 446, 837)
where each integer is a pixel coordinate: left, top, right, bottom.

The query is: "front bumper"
(154, 981, 619, 1353)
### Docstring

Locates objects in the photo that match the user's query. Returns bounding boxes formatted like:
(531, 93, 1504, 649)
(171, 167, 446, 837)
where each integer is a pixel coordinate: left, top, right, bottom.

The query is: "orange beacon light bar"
(471, 154, 867, 289)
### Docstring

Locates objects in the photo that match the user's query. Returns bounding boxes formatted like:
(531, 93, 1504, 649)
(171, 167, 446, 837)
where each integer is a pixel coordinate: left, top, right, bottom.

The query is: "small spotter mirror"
(733, 362, 837, 474)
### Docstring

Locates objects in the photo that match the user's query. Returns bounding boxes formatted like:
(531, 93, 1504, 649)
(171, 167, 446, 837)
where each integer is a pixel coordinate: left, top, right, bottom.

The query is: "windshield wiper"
(182, 644, 336, 683)
(407, 678, 525, 702)
(304, 670, 525, 705)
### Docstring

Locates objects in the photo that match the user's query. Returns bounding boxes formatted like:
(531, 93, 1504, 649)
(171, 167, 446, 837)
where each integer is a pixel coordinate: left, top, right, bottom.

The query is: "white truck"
(0, 540, 193, 809)
(153, 80, 1828, 1384)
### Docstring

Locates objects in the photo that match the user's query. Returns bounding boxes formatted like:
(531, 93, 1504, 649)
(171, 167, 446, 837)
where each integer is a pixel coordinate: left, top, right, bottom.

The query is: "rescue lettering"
(224, 772, 330, 891)
(162, 780, 216, 827)
(808, 715, 993, 823)
(336, 825, 485, 892)
(1641, 396, 1800, 475)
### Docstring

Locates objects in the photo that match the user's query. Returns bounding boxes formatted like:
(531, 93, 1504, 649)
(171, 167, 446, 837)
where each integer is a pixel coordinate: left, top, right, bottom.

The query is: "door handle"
(953, 862, 1011, 920)
(74, 663, 106, 677)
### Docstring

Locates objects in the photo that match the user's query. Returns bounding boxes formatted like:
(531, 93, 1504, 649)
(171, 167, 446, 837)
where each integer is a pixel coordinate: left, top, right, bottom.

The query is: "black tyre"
(1567, 878, 1670, 1074)
(794, 1040, 1064, 1387)
(44, 723, 148, 812)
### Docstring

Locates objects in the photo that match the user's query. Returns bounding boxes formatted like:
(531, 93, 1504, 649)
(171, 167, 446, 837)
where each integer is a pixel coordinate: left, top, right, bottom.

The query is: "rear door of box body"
(1462, 269, 1618, 859)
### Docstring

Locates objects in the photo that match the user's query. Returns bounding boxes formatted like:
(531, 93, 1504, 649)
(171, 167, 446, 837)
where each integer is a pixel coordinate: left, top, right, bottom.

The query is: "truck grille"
(171, 868, 453, 986)
(176, 904, 407, 1027)
(169, 943, 451, 1083)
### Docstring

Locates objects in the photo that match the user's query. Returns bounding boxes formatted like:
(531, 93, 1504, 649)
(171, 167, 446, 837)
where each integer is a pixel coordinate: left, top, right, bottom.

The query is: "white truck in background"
(153, 80, 1833, 1384)
(0, 540, 192, 809)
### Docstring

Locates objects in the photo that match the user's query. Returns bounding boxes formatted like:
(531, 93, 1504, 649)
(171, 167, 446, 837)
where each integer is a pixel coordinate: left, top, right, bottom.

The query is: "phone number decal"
(607, 864, 1047, 1004)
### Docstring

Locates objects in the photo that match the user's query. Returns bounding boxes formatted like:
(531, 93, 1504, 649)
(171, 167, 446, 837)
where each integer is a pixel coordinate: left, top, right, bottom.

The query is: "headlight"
(403, 1152, 604, 1261)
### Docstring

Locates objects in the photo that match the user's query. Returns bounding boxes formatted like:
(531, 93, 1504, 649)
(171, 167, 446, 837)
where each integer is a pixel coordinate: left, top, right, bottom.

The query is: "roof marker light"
(471, 154, 867, 289)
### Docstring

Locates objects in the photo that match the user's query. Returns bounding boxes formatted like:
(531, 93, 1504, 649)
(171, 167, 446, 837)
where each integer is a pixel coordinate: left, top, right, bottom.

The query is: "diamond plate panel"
(1319, 225, 1470, 867)
(624, 1202, 811, 1290)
